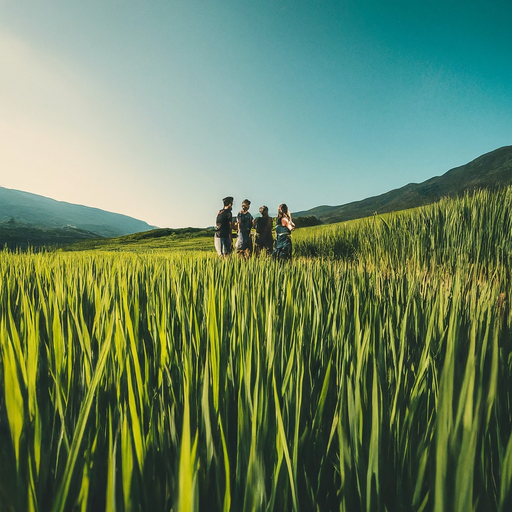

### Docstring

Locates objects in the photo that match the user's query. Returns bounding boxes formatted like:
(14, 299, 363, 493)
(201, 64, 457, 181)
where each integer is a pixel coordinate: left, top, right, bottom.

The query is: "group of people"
(214, 196, 295, 260)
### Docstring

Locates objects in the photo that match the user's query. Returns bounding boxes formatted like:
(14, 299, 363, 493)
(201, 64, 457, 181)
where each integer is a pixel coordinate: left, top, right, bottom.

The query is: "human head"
(259, 205, 268, 217)
(223, 196, 234, 207)
(242, 199, 251, 211)
(278, 203, 291, 222)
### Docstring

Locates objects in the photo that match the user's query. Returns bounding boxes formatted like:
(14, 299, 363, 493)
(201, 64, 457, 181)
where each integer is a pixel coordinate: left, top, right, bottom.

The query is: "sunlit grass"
(0, 188, 511, 510)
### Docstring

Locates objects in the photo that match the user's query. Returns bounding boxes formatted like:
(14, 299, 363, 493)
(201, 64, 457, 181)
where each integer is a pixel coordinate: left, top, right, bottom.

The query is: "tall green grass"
(0, 188, 511, 511)
(294, 187, 512, 269)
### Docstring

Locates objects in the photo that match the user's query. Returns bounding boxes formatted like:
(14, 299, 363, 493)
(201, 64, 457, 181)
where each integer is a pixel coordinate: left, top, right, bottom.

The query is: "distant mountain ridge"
(0, 187, 156, 238)
(294, 145, 512, 224)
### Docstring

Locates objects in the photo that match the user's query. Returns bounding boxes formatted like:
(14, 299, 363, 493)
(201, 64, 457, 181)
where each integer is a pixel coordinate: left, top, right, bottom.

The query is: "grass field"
(63, 227, 215, 253)
(1, 188, 512, 511)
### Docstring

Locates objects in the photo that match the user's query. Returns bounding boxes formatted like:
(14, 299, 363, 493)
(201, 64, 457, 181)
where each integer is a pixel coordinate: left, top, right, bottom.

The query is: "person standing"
(236, 199, 254, 259)
(254, 205, 273, 255)
(214, 196, 233, 257)
(273, 203, 295, 261)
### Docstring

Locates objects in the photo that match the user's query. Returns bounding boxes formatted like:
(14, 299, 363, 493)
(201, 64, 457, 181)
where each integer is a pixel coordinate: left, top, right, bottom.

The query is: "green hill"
(294, 145, 512, 223)
(0, 219, 103, 251)
(63, 227, 214, 252)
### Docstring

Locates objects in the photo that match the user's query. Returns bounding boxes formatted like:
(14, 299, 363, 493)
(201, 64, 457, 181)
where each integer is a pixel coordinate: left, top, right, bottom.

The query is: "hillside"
(63, 227, 214, 252)
(0, 219, 102, 250)
(294, 145, 512, 223)
(0, 187, 156, 238)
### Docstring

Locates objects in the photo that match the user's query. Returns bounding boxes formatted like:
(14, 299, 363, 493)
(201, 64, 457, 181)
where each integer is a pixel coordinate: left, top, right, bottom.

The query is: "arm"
(227, 211, 233, 243)
(283, 217, 295, 231)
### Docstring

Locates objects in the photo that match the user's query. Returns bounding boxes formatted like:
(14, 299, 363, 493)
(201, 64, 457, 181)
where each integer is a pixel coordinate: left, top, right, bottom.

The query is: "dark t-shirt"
(215, 208, 232, 238)
(237, 211, 254, 234)
(255, 216, 273, 246)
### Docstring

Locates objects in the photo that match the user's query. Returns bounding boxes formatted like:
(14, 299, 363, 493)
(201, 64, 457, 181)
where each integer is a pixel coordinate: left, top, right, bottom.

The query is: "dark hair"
(223, 196, 234, 207)
(259, 205, 268, 217)
(277, 203, 291, 224)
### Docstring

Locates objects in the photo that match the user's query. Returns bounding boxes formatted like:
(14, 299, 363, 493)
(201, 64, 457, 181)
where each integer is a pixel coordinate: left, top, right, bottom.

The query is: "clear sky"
(1, 0, 511, 228)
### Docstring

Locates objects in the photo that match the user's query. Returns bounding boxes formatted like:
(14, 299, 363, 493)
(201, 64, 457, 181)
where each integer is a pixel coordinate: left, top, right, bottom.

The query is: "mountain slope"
(294, 145, 512, 224)
(0, 187, 156, 237)
(0, 219, 102, 250)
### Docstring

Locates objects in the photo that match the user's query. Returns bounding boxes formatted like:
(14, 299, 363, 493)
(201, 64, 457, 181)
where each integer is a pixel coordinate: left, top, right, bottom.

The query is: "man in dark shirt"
(236, 199, 254, 259)
(214, 196, 233, 256)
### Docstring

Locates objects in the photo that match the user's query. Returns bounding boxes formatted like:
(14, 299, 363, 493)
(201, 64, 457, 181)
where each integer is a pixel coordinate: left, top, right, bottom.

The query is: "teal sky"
(1, 0, 511, 228)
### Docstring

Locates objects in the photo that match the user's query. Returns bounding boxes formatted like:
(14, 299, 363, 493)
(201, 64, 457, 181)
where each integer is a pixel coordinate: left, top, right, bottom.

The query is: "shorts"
(214, 236, 232, 256)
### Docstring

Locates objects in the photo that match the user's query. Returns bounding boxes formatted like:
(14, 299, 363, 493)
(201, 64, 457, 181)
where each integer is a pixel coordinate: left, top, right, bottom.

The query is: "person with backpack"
(236, 199, 254, 259)
(273, 203, 295, 261)
(254, 205, 273, 255)
(214, 196, 233, 257)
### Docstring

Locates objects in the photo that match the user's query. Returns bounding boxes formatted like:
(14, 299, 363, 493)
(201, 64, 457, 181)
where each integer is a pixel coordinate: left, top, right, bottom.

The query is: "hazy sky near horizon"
(1, 0, 511, 228)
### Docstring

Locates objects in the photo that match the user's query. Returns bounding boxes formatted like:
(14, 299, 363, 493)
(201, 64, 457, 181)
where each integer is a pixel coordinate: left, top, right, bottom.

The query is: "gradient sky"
(1, 0, 511, 228)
